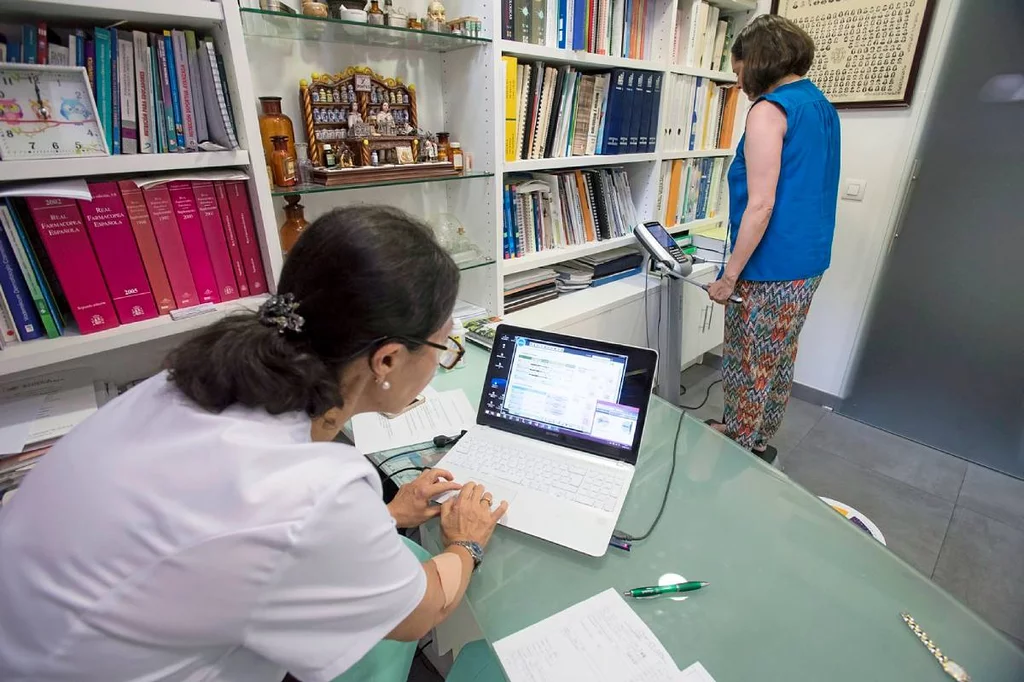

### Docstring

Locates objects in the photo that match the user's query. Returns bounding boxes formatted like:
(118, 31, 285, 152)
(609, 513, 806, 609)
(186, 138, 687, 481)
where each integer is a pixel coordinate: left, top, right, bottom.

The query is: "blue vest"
(727, 79, 841, 281)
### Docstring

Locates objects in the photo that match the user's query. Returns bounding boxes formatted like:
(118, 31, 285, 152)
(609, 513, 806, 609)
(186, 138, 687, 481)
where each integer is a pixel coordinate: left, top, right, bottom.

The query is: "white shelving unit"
(1, 0, 760, 382)
(0, 0, 280, 381)
(233, 0, 758, 332)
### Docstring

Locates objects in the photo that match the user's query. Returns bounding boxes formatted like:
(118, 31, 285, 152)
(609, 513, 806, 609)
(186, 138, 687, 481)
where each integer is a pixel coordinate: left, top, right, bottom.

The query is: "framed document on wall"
(771, 0, 937, 108)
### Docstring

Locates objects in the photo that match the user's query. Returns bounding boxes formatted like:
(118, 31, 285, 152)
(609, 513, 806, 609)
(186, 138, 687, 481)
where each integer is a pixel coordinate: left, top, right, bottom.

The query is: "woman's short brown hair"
(731, 14, 815, 99)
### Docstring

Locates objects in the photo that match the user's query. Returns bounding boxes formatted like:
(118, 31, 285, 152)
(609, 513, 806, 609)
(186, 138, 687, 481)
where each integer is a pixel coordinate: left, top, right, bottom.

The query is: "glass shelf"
(240, 8, 491, 52)
(452, 254, 496, 272)
(270, 170, 493, 196)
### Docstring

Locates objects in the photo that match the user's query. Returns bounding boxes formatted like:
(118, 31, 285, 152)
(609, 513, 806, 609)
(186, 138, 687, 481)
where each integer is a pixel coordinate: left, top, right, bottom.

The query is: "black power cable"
(614, 377, 721, 543)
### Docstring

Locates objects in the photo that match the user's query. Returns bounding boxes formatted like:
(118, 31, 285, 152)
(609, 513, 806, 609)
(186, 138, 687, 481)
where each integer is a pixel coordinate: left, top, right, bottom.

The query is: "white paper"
(493, 588, 680, 682)
(351, 389, 474, 454)
(0, 395, 47, 455)
(0, 370, 97, 452)
(0, 179, 91, 200)
(678, 661, 716, 681)
(132, 169, 249, 190)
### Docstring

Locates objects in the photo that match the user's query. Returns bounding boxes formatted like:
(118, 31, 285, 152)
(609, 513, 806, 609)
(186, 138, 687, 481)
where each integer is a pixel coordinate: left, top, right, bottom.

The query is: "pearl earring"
(381, 380, 391, 391)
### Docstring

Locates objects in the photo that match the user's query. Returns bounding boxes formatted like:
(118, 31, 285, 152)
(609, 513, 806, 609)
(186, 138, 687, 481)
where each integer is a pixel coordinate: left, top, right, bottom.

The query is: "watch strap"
(449, 540, 483, 568)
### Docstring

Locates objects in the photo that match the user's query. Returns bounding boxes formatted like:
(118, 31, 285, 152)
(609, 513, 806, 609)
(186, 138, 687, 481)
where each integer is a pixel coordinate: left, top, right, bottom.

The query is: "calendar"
(773, 0, 937, 108)
(0, 64, 108, 160)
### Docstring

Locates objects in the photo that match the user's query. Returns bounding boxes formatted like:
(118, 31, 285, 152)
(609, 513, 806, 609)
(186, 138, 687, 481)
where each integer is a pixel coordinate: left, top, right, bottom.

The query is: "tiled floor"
(679, 364, 1024, 652)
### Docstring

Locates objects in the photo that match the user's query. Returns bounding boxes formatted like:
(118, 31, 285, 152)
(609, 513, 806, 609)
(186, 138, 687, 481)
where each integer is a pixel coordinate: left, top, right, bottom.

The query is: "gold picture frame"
(772, 0, 937, 108)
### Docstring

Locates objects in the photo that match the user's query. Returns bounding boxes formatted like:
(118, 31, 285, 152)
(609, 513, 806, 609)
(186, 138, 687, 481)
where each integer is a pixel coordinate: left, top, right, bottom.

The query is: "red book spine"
(143, 186, 198, 309)
(117, 181, 175, 314)
(78, 182, 159, 324)
(24, 197, 118, 335)
(221, 180, 267, 295)
(190, 180, 239, 302)
(167, 181, 219, 303)
(213, 181, 249, 298)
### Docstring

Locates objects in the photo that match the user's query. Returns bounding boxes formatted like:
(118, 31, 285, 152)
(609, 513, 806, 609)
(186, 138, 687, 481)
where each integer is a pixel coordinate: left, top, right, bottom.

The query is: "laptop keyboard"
(443, 437, 629, 512)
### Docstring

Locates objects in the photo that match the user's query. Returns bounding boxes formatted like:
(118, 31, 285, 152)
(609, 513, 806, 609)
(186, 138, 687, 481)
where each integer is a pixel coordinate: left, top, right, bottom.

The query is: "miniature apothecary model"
(299, 66, 459, 186)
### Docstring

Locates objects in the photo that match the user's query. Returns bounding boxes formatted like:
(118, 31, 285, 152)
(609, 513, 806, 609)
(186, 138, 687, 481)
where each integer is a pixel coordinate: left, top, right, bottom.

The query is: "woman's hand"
(387, 469, 462, 529)
(441, 482, 508, 549)
(708, 274, 738, 305)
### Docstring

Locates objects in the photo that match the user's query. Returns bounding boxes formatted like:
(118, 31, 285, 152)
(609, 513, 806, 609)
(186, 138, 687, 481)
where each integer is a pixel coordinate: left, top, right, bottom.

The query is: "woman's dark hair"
(731, 14, 815, 99)
(167, 206, 460, 417)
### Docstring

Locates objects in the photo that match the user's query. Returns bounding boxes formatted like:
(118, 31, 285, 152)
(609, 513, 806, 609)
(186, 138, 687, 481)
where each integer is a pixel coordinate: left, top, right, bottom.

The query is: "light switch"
(842, 179, 866, 201)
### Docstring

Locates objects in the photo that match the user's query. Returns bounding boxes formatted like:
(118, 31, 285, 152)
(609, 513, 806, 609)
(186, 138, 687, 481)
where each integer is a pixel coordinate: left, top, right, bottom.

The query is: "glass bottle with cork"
(270, 135, 297, 187)
(258, 97, 296, 162)
(437, 132, 451, 162)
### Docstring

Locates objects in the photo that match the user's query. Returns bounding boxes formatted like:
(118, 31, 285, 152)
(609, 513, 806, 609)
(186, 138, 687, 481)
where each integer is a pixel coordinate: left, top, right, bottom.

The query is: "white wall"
(792, 0, 960, 397)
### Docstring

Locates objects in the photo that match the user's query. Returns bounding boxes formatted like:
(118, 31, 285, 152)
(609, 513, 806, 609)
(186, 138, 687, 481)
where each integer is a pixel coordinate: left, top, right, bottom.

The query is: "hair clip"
(257, 293, 305, 334)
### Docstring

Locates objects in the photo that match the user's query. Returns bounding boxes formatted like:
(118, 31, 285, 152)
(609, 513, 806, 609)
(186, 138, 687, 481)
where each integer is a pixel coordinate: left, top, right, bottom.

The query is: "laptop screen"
(476, 325, 658, 465)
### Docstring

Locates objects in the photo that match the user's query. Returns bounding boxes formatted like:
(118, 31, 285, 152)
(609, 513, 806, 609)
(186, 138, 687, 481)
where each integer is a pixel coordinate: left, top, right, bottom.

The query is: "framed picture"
(0, 64, 108, 160)
(395, 145, 414, 164)
(772, 0, 937, 108)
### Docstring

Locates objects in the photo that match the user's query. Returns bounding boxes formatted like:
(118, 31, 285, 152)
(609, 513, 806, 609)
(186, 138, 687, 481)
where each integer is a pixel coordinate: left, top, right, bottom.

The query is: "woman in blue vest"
(706, 14, 840, 463)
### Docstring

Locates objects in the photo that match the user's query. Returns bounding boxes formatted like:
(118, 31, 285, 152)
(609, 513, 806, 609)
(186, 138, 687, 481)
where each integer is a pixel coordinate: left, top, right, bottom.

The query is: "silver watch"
(449, 541, 484, 569)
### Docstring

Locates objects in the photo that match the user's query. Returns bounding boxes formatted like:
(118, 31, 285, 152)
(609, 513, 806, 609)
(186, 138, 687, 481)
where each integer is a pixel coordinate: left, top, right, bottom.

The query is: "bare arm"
(708, 101, 787, 303)
(386, 482, 507, 642)
(386, 545, 475, 642)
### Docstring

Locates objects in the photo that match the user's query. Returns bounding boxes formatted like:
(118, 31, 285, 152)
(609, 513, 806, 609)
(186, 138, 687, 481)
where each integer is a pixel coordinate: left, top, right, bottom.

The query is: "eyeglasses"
(419, 335, 466, 370)
(356, 334, 466, 370)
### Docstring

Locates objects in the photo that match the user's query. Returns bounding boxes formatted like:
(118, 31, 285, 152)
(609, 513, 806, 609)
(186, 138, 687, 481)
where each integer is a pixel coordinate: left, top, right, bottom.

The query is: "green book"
(0, 202, 60, 338)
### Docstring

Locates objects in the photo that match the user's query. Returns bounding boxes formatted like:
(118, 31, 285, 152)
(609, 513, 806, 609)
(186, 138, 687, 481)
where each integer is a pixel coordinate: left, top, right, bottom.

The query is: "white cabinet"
(680, 266, 725, 367)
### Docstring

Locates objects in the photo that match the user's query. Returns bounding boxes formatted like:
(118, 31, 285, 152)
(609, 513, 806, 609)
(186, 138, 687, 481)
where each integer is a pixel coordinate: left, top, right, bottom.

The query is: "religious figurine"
(347, 104, 363, 129)
(375, 101, 395, 135)
(427, 0, 445, 23)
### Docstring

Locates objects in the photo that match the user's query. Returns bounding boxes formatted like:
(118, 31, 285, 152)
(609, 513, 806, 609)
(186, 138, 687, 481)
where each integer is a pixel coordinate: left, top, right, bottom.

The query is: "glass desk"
(421, 347, 1024, 681)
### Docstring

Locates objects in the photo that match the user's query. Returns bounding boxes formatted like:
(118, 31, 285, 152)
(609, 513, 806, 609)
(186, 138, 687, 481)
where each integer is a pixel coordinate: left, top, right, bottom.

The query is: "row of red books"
(15, 179, 267, 338)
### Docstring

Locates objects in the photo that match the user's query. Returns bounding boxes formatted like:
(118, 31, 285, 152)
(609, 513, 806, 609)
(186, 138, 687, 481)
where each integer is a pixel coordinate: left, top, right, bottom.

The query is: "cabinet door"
(700, 299, 726, 354)
(680, 268, 717, 366)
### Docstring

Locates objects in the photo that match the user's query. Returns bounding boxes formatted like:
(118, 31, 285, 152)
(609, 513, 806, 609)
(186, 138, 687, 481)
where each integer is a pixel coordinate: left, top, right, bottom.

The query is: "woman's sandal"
(752, 444, 779, 464)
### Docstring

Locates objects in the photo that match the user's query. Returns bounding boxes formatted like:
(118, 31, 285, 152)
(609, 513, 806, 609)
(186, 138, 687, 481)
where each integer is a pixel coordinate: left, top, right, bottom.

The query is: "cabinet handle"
(702, 306, 711, 332)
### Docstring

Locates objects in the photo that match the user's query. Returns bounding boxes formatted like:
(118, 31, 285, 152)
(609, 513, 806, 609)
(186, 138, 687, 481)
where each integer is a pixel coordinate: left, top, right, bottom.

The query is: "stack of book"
(553, 262, 593, 292)
(504, 268, 559, 313)
(572, 246, 644, 286)
(657, 157, 728, 227)
(502, 167, 639, 260)
(464, 315, 503, 350)
(0, 370, 116, 507)
(502, 0, 656, 59)
(673, 1, 737, 73)
(503, 57, 663, 161)
(0, 177, 266, 348)
(660, 75, 740, 153)
(1, 23, 240, 154)
(690, 228, 728, 263)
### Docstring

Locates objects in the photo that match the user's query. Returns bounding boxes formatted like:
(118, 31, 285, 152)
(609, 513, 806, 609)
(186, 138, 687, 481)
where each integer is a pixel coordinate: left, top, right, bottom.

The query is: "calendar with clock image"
(0, 64, 108, 161)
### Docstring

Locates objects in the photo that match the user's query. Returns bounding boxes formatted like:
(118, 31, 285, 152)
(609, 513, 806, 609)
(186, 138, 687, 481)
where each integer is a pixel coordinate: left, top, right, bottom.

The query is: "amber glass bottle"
(279, 195, 309, 256)
(270, 136, 297, 187)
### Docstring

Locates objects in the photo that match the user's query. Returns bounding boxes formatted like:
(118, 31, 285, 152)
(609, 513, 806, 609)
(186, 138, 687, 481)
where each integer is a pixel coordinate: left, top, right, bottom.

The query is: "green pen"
(623, 581, 709, 598)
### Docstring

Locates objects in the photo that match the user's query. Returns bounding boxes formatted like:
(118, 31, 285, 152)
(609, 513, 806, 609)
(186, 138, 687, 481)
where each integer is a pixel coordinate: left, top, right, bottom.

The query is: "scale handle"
(696, 281, 743, 305)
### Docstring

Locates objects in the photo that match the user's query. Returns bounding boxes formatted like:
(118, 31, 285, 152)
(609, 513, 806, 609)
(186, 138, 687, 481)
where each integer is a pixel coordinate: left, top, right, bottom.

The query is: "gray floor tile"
(782, 443, 955, 576)
(771, 398, 827, 453)
(932, 507, 1024, 642)
(802, 413, 967, 502)
(957, 464, 1024, 533)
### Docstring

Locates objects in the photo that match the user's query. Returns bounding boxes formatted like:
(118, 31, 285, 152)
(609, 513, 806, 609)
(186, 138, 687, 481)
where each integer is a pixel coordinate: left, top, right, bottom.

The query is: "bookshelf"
(0, 0, 760, 383)
(232, 0, 759, 330)
(0, 295, 267, 377)
(0, 0, 280, 380)
(0, 151, 252, 183)
(0, 0, 225, 28)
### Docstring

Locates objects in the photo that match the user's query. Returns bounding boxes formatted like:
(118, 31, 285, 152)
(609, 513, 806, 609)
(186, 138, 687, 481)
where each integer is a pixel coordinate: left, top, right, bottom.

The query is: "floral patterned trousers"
(722, 276, 822, 450)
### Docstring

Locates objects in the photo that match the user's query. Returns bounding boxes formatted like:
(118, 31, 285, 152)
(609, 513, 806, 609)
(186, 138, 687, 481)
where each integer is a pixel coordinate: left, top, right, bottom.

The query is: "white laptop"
(436, 324, 658, 557)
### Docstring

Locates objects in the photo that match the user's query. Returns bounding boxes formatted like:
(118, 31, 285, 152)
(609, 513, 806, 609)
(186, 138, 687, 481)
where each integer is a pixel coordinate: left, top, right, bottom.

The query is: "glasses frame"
(354, 334, 465, 370)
